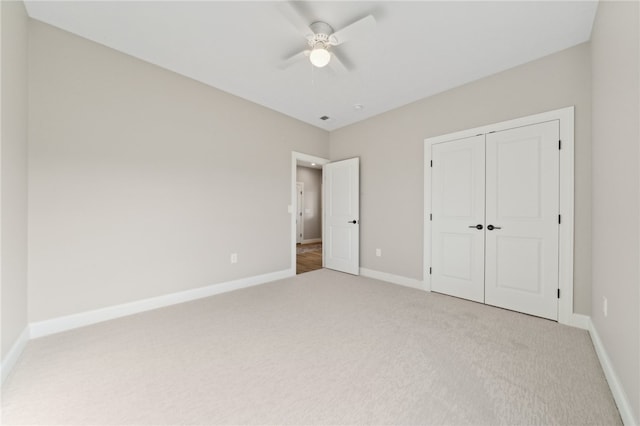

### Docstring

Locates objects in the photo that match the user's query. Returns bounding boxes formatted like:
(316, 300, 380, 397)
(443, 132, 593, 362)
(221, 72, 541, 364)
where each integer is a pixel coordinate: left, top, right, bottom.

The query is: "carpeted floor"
(1, 269, 621, 425)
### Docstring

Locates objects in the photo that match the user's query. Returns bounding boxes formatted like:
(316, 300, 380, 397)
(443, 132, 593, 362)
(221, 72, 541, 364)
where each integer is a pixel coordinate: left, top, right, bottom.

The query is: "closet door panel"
(431, 135, 485, 303)
(485, 121, 560, 320)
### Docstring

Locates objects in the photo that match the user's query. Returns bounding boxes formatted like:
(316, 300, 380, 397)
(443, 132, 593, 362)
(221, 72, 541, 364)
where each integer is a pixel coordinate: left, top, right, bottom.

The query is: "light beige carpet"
(1, 269, 621, 425)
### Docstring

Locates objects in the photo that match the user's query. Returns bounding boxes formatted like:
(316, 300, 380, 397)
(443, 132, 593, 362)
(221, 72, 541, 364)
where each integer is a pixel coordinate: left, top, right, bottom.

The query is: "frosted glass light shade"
(309, 46, 331, 68)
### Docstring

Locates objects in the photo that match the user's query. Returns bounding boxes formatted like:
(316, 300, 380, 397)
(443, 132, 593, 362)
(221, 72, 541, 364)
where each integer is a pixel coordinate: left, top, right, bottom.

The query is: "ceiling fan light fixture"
(309, 42, 331, 68)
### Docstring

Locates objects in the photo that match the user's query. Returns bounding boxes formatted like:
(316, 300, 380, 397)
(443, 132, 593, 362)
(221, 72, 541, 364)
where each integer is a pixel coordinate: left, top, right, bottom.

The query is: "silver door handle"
(468, 224, 483, 230)
(487, 224, 502, 230)
(348, 220, 358, 224)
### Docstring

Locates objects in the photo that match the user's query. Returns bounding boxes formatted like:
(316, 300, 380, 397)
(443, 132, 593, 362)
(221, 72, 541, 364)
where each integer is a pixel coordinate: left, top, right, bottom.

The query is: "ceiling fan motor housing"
(307, 21, 336, 46)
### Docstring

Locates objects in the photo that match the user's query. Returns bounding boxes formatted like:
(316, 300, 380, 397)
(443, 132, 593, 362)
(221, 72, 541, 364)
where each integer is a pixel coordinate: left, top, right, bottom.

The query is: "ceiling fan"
(279, 3, 376, 72)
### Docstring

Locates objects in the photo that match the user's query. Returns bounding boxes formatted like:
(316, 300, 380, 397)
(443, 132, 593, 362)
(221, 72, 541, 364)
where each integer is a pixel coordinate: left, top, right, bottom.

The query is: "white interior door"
(484, 121, 560, 320)
(431, 135, 486, 303)
(296, 182, 304, 244)
(323, 158, 359, 275)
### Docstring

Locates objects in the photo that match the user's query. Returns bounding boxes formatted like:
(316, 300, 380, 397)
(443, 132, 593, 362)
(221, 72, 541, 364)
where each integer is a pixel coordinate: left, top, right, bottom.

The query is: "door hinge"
(557, 289, 561, 299)
(429, 267, 432, 275)
(559, 140, 562, 150)
(558, 214, 561, 224)
(430, 160, 433, 167)
(429, 213, 432, 221)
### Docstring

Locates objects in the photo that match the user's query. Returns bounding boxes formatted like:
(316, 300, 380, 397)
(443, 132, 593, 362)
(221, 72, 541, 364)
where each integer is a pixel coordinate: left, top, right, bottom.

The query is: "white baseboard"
(301, 238, 322, 244)
(1, 326, 30, 384)
(360, 269, 588, 332)
(30, 269, 294, 339)
(566, 313, 590, 330)
(588, 319, 638, 426)
(360, 268, 426, 291)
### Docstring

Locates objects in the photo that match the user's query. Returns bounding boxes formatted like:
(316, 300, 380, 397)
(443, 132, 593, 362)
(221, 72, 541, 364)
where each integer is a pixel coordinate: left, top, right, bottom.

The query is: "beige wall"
(330, 42, 592, 315)
(28, 21, 329, 322)
(296, 166, 322, 241)
(591, 1, 640, 421)
(1, 1, 29, 360)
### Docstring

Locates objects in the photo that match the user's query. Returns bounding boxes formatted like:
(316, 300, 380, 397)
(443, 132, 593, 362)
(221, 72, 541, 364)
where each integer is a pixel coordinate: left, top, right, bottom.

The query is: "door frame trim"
(291, 152, 329, 274)
(424, 106, 576, 326)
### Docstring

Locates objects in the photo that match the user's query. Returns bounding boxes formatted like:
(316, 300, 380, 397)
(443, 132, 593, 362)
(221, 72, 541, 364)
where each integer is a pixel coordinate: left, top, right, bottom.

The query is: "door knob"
(487, 224, 502, 231)
(348, 220, 358, 224)
(468, 224, 483, 230)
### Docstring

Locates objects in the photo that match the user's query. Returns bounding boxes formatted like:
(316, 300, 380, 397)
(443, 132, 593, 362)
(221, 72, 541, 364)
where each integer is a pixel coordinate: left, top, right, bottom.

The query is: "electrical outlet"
(603, 297, 608, 317)
(376, 248, 382, 257)
(230, 253, 238, 264)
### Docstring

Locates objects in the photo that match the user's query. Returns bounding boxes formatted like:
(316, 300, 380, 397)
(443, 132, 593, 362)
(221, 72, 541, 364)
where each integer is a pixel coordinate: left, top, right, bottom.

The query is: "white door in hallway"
(296, 182, 304, 243)
(484, 121, 560, 320)
(431, 135, 486, 303)
(323, 158, 359, 275)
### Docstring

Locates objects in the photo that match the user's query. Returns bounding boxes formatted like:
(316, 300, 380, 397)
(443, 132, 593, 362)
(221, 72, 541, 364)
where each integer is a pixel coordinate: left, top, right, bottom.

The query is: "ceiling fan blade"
(328, 52, 349, 74)
(329, 15, 376, 46)
(280, 50, 310, 70)
(277, 2, 314, 40)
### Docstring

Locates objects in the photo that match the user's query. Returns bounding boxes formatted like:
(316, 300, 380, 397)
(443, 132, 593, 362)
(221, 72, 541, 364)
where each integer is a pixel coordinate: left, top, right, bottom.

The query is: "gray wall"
(1, 1, 29, 360)
(330, 42, 592, 315)
(296, 166, 322, 241)
(28, 21, 329, 322)
(591, 1, 640, 421)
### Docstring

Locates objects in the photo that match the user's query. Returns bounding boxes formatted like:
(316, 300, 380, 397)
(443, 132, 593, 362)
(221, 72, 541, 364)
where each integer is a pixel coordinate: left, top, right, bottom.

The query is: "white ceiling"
(23, 1, 598, 131)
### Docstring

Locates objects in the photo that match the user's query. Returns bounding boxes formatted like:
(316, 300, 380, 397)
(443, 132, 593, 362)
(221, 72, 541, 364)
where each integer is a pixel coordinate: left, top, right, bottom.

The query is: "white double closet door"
(431, 120, 560, 320)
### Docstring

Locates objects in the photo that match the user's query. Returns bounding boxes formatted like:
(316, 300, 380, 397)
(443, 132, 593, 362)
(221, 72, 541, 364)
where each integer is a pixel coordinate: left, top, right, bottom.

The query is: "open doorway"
(291, 152, 329, 274)
(296, 167, 321, 273)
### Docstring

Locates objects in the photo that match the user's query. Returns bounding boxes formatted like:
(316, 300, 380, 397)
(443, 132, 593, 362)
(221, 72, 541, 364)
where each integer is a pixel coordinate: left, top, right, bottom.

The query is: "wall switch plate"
(230, 253, 238, 264)
(287, 205, 293, 214)
(603, 297, 608, 317)
(376, 248, 382, 257)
